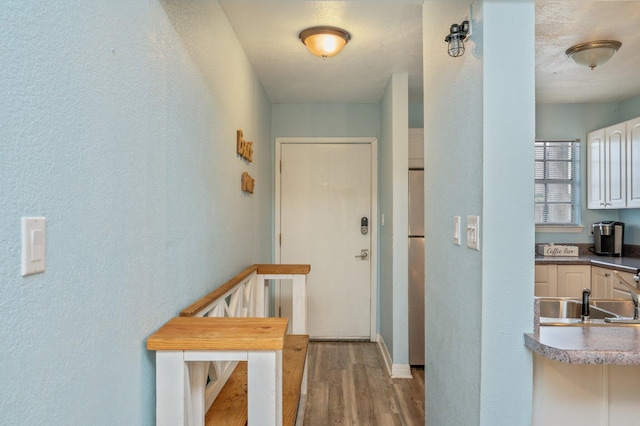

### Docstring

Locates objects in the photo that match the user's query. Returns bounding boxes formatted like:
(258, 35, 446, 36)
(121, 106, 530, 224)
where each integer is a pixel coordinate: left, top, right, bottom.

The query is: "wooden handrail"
(180, 266, 258, 317)
(255, 264, 311, 275)
(179, 264, 311, 317)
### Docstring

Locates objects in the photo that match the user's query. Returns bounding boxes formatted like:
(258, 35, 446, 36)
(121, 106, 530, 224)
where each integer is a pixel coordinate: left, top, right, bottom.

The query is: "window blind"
(534, 139, 581, 225)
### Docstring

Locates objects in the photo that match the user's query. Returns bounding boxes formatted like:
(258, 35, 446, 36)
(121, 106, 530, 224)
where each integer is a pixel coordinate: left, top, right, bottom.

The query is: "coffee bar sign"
(537, 243, 579, 257)
(237, 129, 255, 194)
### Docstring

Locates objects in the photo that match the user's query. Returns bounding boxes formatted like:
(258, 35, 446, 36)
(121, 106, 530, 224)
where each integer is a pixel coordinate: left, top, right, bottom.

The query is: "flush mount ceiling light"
(565, 40, 622, 70)
(299, 26, 351, 59)
(445, 20, 470, 58)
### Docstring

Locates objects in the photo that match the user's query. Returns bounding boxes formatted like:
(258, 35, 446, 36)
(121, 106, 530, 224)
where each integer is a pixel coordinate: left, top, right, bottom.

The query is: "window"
(535, 139, 581, 225)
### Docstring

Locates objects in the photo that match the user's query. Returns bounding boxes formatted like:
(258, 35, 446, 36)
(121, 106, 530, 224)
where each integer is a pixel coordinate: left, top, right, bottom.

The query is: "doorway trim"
(274, 136, 378, 341)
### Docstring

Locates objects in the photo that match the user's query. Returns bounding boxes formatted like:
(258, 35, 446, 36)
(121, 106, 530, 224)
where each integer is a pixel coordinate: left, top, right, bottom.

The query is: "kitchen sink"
(539, 298, 615, 320)
(589, 300, 636, 319)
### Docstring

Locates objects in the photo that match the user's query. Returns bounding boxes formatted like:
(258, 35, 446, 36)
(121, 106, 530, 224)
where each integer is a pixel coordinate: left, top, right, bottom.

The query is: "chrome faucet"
(581, 288, 591, 323)
(612, 271, 640, 320)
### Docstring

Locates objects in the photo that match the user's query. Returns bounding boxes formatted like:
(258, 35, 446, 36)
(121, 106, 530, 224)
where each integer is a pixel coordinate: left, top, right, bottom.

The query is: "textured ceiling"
(219, 1, 424, 103)
(536, 1, 640, 104)
(219, 1, 640, 105)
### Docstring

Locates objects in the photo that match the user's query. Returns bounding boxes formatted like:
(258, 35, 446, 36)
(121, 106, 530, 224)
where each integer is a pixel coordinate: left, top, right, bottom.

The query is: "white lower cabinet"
(611, 269, 639, 299)
(536, 264, 637, 298)
(556, 265, 591, 297)
(533, 354, 640, 425)
(591, 266, 613, 298)
(534, 265, 557, 297)
(591, 266, 638, 299)
(535, 264, 590, 297)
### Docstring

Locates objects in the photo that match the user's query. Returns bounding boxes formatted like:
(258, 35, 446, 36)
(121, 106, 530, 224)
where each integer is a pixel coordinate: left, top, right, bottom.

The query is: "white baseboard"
(392, 363, 413, 379)
(376, 334, 413, 379)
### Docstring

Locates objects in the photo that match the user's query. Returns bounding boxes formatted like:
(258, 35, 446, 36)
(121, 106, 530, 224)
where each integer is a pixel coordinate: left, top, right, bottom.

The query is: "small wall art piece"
(237, 129, 253, 162)
(241, 172, 255, 194)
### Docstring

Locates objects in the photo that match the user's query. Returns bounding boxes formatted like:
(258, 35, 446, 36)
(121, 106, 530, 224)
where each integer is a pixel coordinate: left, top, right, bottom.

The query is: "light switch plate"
(467, 215, 480, 250)
(453, 216, 461, 245)
(22, 217, 46, 276)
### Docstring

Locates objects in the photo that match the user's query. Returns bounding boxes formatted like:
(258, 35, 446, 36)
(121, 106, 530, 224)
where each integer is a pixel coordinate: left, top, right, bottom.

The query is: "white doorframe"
(274, 137, 378, 341)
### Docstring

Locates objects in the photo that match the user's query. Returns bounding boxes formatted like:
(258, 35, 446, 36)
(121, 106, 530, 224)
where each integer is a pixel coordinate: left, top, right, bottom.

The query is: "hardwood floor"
(303, 341, 425, 425)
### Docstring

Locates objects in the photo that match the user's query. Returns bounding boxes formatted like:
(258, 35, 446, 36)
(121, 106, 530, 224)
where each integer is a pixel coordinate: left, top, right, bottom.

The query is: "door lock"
(355, 249, 369, 260)
(361, 217, 369, 235)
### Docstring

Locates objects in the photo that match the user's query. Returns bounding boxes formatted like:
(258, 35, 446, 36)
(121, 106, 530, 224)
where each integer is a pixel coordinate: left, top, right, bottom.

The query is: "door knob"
(355, 249, 369, 260)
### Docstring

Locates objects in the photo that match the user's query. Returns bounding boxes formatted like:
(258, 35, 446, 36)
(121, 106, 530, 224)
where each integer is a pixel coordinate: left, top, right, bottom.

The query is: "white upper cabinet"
(587, 116, 640, 209)
(626, 117, 640, 208)
(605, 122, 626, 208)
(587, 128, 606, 208)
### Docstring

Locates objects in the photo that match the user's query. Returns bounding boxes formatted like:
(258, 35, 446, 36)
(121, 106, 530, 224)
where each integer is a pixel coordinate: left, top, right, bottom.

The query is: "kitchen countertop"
(527, 253, 640, 364)
(525, 326, 640, 365)
(535, 254, 640, 273)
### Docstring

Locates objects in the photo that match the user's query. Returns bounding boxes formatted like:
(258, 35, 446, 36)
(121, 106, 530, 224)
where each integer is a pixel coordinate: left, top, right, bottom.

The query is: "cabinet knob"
(605, 273, 610, 277)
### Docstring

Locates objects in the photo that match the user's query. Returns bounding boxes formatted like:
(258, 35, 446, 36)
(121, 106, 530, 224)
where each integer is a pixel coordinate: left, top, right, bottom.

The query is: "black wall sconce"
(445, 20, 470, 57)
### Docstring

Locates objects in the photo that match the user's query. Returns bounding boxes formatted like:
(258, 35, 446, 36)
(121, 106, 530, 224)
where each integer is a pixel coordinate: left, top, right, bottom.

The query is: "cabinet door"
(557, 265, 590, 297)
(612, 270, 638, 299)
(591, 266, 612, 299)
(627, 117, 640, 207)
(587, 129, 606, 209)
(606, 122, 627, 208)
(535, 264, 558, 297)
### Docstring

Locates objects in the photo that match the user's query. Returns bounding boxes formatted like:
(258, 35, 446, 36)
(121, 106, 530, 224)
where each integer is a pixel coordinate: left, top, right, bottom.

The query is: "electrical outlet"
(467, 215, 480, 250)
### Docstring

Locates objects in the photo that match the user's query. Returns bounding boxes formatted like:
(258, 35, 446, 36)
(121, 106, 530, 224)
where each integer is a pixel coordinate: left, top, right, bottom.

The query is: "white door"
(276, 138, 377, 340)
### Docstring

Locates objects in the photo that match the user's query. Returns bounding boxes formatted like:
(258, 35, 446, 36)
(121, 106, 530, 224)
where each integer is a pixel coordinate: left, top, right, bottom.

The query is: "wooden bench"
(147, 264, 310, 426)
(205, 334, 309, 426)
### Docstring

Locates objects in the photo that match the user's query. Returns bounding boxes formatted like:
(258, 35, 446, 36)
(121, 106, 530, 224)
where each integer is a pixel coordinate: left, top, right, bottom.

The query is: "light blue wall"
(0, 1, 271, 424)
(379, 73, 410, 366)
(424, 1, 534, 424)
(480, 2, 534, 424)
(619, 95, 640, 123)
(536, 94, 640, 244)
(424, 2, 483, 422)
(380, 83, 395, 355)
(391, 75, 409, 367)
(409, 103, 424, 128)
(271, 104, 380, 138)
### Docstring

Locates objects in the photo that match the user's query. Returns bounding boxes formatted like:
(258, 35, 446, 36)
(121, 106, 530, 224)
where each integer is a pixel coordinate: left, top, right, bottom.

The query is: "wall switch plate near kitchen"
(467, 215, 480, 250)
(453, 216, 461, 245)
(22, 217, 46, 276)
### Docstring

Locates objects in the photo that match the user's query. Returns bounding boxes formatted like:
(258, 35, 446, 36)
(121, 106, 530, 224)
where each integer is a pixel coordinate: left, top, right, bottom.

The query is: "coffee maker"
(592, 221, 624, 256)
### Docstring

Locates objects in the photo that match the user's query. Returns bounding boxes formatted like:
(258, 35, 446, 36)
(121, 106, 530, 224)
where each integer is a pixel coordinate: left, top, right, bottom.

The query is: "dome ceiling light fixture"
(299, 26, 351, 59)
(565, 40, 622, 70)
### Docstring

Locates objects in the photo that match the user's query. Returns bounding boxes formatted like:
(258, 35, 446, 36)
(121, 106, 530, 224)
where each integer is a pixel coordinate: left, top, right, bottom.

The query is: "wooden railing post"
(255, 264, 310, 334)
(291, 274, 307, 335)
(155, 351, 188, 426)
(255, 273, 268, 318)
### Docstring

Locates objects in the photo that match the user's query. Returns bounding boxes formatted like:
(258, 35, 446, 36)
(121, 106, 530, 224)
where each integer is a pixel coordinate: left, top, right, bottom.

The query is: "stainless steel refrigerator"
(408, 169, 425, 366)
